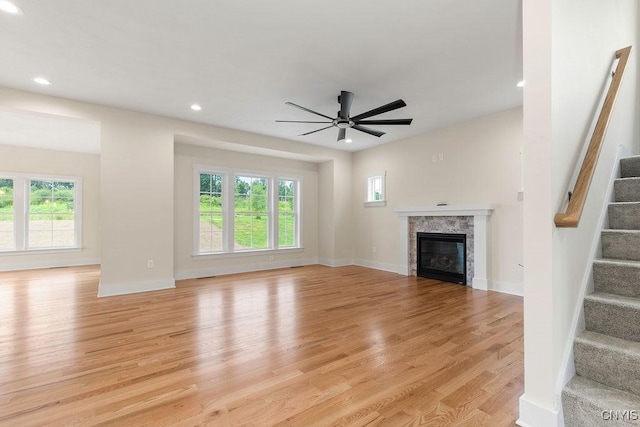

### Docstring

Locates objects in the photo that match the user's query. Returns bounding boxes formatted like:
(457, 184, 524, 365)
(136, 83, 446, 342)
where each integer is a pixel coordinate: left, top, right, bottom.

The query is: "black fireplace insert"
(417, 232, 466, 285)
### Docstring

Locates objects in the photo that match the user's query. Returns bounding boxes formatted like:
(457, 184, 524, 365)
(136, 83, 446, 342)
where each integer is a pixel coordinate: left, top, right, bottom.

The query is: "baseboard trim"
(0, 257, 100, 272)
(175, 258, 319, 280)
(353, 259, 404, 275)
(517, 394, 560, 427)
(97, 277, 175, 297)
(318, 258, 354, 267)
(490, 280, 524, 297)
(472, 277, 489, 291)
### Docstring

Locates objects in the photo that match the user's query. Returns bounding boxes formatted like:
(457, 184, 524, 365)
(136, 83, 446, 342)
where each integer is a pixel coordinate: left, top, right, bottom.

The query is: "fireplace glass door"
(417, 232, 466, 284)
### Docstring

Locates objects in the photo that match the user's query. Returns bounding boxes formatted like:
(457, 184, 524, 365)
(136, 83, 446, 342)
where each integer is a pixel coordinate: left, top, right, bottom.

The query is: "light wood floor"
(0, 265, 523, 426)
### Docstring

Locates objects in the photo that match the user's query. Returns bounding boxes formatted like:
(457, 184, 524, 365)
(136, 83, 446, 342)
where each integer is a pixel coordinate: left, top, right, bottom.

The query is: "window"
(0, 178, 14, 251)
(194, 166, 300, 256)
(0, 173, 82, 253)
(234, 175, 269, 250)
(199, 173, 223, 253)
(278, 179, 296, 248)
(365, 172, 386, 207)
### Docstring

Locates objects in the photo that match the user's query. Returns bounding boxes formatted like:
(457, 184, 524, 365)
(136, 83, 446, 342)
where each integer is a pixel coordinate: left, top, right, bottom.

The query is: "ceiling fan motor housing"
(334, 118, 353, 129)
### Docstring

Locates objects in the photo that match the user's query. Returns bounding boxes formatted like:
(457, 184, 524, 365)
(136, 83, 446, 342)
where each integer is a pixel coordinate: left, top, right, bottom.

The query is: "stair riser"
(601, 232, 640, 261)
(608, 204, 640, 230)
(585, 299, 640, 342)
(574, 340, 640, 396)
(621, 157, 640, 178)
(615, 178, 640, 202)
(593, 262, 640, 298)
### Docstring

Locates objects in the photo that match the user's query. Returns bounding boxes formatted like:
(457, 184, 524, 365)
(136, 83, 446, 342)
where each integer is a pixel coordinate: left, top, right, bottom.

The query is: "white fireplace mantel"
(395, 204, 494, 290)
(395, 205, 494, 218)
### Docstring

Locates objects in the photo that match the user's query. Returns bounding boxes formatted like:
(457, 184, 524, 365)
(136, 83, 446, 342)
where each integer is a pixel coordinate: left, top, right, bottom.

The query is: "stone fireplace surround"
(395, 205, 493, 290)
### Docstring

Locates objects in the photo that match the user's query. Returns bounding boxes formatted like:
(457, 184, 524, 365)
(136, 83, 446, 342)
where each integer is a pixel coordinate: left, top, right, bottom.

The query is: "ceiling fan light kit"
(277, 91, 412, 143)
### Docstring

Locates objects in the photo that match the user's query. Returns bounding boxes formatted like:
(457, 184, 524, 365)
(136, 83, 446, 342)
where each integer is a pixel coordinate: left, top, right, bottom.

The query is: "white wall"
(520, 0, 638, 425)
(0, 144, 100, 270)
(352, 108, 524, 291)
(318, 160, 335, 263)
(173, 143, 319, 278)
(0, 87, 352, 296)
(332, 154, 355, 264)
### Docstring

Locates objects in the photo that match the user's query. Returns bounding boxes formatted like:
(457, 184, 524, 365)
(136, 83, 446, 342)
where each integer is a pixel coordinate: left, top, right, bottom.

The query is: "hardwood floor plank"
(0, 265, 522, 426)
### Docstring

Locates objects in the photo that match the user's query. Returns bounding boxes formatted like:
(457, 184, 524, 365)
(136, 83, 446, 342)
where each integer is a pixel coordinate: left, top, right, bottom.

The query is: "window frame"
(196, 171, 226, 254)
(277, 178, 298, 249)
(365, 171, 387, 207)
(193, 164, 302, 258)
(232, 173, 272, 252)
(0, 172, 83, 254)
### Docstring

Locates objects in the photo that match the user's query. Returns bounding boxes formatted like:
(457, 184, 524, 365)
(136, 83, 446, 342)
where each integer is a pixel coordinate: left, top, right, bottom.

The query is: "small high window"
(365, 172, 386, 207)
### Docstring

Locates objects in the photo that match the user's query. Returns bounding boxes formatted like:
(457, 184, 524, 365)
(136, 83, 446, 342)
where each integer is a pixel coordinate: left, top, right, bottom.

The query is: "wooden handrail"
(555, 46, 632, 227)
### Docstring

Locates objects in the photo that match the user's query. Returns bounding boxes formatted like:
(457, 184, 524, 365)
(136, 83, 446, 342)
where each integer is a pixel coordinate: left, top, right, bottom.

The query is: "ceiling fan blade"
(352, 125, 385, 137)
(354, 118, 413, 125)
(350, 99, 407, 121)
(276, 120, 332, 123)
(298, 125, 334, 136)
(285, 102, 334, 120)
(337, 128, 346, 141)
(339, 91, 354, 119)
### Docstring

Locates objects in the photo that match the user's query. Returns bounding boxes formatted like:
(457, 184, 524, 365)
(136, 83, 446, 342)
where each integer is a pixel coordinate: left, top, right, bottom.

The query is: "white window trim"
(365, 171, 387, 207)
(276, 176, 301, 249)
(0, 171, 83, 254)
(192, 164, 303, 257)
(364, 200, 387, 208)
(233, 172, 272, 251)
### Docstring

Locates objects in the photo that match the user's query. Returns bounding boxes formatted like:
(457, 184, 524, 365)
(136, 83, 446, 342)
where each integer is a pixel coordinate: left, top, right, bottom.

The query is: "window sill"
(193, 247, 304, 260)
(364, 201, 387, 208)
(0, 247, 83, 256)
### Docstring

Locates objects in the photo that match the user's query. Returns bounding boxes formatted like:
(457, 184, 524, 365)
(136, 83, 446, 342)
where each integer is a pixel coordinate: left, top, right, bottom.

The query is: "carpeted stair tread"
(584, 292, 640, 342)
(562, 376, 640, 426)
(601, 230, 640, 261)
(593, 259, 640, 298)
(608, 202, 640, 230)
(575, 330, 640, 396)
(614, 177, 640, 202)
(621, 156, 640, 178)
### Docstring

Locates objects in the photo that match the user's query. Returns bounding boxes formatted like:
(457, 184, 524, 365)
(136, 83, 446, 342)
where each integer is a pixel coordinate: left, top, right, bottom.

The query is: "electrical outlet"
(269, 255, 274, 261)
(372, 246, 377, 253)
(439, 153, 444, 161)
(147, 259, 154, 269)
(432, 154, 437, 162)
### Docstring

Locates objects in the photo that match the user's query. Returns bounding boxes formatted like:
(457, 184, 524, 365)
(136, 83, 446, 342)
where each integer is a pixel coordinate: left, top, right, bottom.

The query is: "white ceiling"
(0, 0, 522, 152)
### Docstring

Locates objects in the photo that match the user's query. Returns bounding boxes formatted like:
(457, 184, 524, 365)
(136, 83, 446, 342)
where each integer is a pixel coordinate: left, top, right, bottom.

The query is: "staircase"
(562, 156, 640, 426)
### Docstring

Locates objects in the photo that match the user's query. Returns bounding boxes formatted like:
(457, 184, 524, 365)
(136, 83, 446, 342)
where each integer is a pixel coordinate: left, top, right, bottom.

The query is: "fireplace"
(417, 232, 466, 285)
(396, 205, 493, 290)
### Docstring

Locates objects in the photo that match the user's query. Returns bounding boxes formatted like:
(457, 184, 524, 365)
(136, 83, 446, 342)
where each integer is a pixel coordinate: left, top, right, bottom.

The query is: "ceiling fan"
(276, 91, 412, 142)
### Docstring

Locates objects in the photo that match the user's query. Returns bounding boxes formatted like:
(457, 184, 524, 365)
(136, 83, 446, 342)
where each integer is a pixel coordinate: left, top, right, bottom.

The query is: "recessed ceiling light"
(33, 77, 51, 85)
(191, 104, 202, 111)
(517, 80, 525, 88)
(345, 138, 353, 143)
(0, 0, 23, 15)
